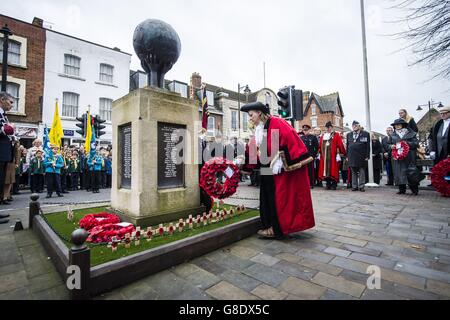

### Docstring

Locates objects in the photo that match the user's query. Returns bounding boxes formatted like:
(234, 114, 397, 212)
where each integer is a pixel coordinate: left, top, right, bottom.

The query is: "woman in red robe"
(241, 102, 315, 239)
(318, 121, 346, 190)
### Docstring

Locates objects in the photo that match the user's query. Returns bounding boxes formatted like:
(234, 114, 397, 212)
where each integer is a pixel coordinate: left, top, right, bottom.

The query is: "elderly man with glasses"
(430, 105, 450, 165)
(0, 92, 15, 223)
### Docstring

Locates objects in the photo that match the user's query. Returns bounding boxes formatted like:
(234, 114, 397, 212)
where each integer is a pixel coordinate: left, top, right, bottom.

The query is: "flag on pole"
(49, 99, 64, 146)
(43, 125, 52, 158)
(201, 85, 209, 130)
(85, 111, 92, 154)
(89, 125, 97, 158)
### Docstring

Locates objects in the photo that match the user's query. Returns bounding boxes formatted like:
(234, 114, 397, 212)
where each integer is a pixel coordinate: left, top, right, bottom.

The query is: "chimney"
(189, 72, 202, 99)
(32, 17, 43, 27)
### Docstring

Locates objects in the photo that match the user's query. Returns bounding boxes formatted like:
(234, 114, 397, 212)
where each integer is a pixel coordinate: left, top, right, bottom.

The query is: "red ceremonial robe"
(318, 132, 346, 182)
(267, 117, 315, 234)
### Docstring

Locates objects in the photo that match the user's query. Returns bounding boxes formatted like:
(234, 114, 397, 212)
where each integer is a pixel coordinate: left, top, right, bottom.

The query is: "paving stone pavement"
(1, 182, 450, 300)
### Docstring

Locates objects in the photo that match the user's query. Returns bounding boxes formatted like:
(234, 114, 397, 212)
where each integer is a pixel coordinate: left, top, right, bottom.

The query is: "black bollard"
(68, 229, 91, 300)
(28, 194, 40, 229)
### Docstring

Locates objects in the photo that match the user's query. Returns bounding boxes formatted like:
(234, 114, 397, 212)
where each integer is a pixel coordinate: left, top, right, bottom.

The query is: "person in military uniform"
(346, 121, 370, 191)
(300, 124, 319, 188)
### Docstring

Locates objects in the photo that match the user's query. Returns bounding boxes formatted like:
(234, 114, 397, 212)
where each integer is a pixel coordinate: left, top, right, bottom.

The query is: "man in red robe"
(241, 102, 315, 239)
(318, 121, 346, 190)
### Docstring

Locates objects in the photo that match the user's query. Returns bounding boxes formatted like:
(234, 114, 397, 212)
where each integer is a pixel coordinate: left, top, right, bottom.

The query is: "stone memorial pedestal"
(111, 86, 203, 226)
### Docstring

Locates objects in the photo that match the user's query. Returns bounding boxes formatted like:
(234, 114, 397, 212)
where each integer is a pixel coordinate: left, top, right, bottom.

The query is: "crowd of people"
(298, 106, 449, 195)
(1, 92, 113, 224)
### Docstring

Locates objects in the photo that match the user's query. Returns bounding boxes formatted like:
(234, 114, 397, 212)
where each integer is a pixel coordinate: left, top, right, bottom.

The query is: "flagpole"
(360, 0, 378, 188)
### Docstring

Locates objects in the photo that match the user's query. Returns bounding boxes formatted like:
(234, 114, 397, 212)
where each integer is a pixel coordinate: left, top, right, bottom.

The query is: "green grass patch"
(43, 205, 260, 266)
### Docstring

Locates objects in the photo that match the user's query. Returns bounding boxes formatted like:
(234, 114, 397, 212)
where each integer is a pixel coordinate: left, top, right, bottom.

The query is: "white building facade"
(42, 30, 131, 146)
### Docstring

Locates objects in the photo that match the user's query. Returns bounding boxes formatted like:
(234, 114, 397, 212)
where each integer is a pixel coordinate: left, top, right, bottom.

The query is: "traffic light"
(75, 113, 87, 137)
(277, 86, 304, 121)
(277, 86, 293, 119)
(93, 114, 106, 138)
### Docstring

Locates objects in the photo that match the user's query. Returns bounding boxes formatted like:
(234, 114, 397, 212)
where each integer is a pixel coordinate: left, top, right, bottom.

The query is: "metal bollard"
(28, 194, 40, 229)
(68, 228, 91, 300)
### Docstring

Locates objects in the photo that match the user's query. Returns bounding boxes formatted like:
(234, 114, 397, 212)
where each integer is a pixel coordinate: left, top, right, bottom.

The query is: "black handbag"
(405, 166, 425, 185)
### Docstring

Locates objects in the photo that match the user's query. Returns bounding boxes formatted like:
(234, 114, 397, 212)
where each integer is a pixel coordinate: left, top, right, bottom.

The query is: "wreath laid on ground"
(392, 141, 410, 161)
(431, 158, 450, 198)
(86, 223, 136, 243)
(200, 157, 240, 200)
(79, 213, 121, 231)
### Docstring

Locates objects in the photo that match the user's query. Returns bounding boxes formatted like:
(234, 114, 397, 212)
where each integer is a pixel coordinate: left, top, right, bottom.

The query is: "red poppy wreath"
(79, 213, 121, 231)
(86, 223, 135, 243)
(392, 141, 410, 161)
(199, 157, 240, 200)
(431, 158, 450, 198)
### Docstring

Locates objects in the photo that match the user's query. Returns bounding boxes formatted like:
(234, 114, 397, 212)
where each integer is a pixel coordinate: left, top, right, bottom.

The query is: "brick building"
(298, 92, 345, 133)
(0, 15, 46, 148)
(416, 108, 441, 142)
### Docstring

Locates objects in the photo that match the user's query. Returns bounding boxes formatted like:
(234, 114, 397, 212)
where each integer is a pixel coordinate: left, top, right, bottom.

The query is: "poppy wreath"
(430, 158, 450, 198)
(199, 157, 240, 200)
(86, 223, 136, 243)
(392, 141, 410, 161)
(79, 213, 121, 231)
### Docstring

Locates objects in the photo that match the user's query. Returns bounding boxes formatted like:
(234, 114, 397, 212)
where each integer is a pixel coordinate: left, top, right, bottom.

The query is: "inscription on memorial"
(119, 124, 132, 189)
(158, 122, 186, 189)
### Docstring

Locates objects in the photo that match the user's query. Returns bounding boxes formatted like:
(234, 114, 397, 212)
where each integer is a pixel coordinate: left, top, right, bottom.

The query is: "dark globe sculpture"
(133, 19, 181, 89)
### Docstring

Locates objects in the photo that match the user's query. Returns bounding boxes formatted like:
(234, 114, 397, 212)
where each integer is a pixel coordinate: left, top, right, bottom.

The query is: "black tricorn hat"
(302, 124, 312, 129)
(325, 121, 333, 128)
(391, 118, 408, 127)
(241, 102, 270, 115)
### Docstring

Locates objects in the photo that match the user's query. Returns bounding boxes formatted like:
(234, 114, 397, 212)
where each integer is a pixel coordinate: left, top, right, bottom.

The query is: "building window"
(169, 81, 188, 98)
(243, 113, 248, 131)
(311, 105, 316, 116)
(207, 116, 215, 135)
(231, 111, 237, 131)
(6, 82, 19, 112)
(62, 92, 79, 118)
(335, 116, 340, 127)
(99, 98, 112, 121)
(64, 54, 81, 77)
(99, 63, 114, 83)
(0, 39, 21, 65)
(206, 91, 214, 107)
(311, 116, 317, 128)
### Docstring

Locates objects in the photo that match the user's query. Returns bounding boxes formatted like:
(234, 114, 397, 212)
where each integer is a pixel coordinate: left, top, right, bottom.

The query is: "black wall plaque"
(157, 122, 186, 189)
(119, 124, 132, 189)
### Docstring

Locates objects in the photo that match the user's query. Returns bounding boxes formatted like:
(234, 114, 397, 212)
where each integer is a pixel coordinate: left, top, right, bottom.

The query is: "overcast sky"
(2, 0, 449, 133)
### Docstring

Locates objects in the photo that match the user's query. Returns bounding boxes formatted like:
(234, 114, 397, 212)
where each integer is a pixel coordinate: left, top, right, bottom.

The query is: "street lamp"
(1, 24, 13, 92)
(237, 83, 251, 138)
(417, 100, 443, 140)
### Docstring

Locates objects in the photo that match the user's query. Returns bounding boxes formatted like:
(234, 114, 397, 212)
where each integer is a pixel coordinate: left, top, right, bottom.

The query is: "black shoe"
(46, 194, 52, 198)
(0, 213, 10, 218)
(331, 186, 337, 190)
(6, 198, 13, 202)
(352, 188, 358, 191)
(0, 218, 9, 224)
(360, 189, 365, 192)
(396, 191, 405, 195)
(57, 194, 64, 197)
(1, 200, 10, 205)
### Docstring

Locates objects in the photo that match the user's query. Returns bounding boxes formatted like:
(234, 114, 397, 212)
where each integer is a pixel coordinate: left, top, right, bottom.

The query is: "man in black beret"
(300, 124, 319, 188)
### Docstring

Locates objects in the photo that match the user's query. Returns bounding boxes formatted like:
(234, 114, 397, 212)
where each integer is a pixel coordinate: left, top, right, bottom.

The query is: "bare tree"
(389, 0, 450, 79)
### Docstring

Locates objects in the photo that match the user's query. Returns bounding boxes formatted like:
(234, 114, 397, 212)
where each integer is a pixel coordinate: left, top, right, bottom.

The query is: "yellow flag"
(85, 111, 92, 154)
(49, 99, 64, 146)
